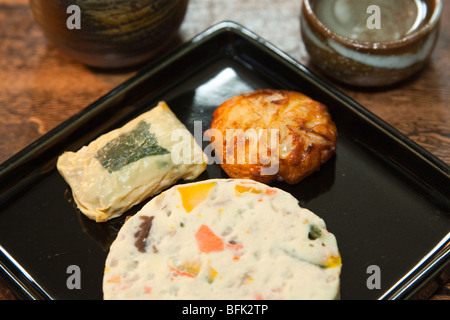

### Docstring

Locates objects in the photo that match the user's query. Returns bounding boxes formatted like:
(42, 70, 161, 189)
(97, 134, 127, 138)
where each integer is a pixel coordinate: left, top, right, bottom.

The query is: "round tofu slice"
(103, 179, 342, 300)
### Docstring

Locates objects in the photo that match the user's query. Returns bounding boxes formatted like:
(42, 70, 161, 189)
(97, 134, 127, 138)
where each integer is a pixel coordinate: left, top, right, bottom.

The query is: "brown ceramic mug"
(301, 0, 442, 87)
(29, 0, 189, 69)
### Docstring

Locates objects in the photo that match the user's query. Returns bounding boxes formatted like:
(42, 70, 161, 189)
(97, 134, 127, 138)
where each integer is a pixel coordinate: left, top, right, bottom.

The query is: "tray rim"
(0, 21, 449, 300)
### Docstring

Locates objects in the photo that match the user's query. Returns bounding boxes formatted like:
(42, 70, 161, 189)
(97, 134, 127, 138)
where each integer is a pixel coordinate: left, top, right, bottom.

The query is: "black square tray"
(0, 21, 448, 300)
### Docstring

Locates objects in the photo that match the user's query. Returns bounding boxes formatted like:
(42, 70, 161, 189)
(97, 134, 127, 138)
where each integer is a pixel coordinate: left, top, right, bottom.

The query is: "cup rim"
(302, 0, 442, 51)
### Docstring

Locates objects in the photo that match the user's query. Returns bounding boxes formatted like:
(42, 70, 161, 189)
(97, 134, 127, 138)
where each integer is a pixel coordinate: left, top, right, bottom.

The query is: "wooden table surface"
(0, 0, 448, 300)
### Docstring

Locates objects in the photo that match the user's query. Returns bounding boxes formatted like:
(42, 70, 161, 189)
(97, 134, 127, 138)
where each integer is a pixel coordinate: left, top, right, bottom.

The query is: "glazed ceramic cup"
(29, 0, 189, 69)
(301, 0, 442, 87)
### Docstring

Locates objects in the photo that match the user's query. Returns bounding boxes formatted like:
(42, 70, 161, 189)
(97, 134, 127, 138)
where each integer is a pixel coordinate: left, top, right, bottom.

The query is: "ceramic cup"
(301, 0, 442, 87)
(29, 0, 189, 69)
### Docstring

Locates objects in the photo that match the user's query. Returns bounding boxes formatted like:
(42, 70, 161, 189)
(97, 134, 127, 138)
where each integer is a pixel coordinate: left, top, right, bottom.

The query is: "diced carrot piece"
(195, 224, 224, 253)
(107, 275, 121, 283)
(240, 180, 257, 184)
(265, 189, 277, 195)
(325, 254, 342, 268)
(178, 182, 216, 213)
(235, 185, 252, 194)
(225, 243, 243, 251)
(169, 265, 196, 278)
(144, 286, 152, 294)
(169, 259, 201, 278)
(235, 185, 262, 195)
(207, 266, 218, 283)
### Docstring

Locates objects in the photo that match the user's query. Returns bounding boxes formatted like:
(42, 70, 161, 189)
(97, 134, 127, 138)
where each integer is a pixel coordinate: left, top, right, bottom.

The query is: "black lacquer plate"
(0, 22, 449, 300)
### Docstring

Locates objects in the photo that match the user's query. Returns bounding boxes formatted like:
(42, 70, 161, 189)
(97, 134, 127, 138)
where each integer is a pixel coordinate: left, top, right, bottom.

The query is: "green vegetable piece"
(308, 225, 322, 240)
(96, 121, 170, 173)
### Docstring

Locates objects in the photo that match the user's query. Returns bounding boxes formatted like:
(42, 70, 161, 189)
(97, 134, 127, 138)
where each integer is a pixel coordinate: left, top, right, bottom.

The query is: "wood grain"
(0, 0, 448, 300)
